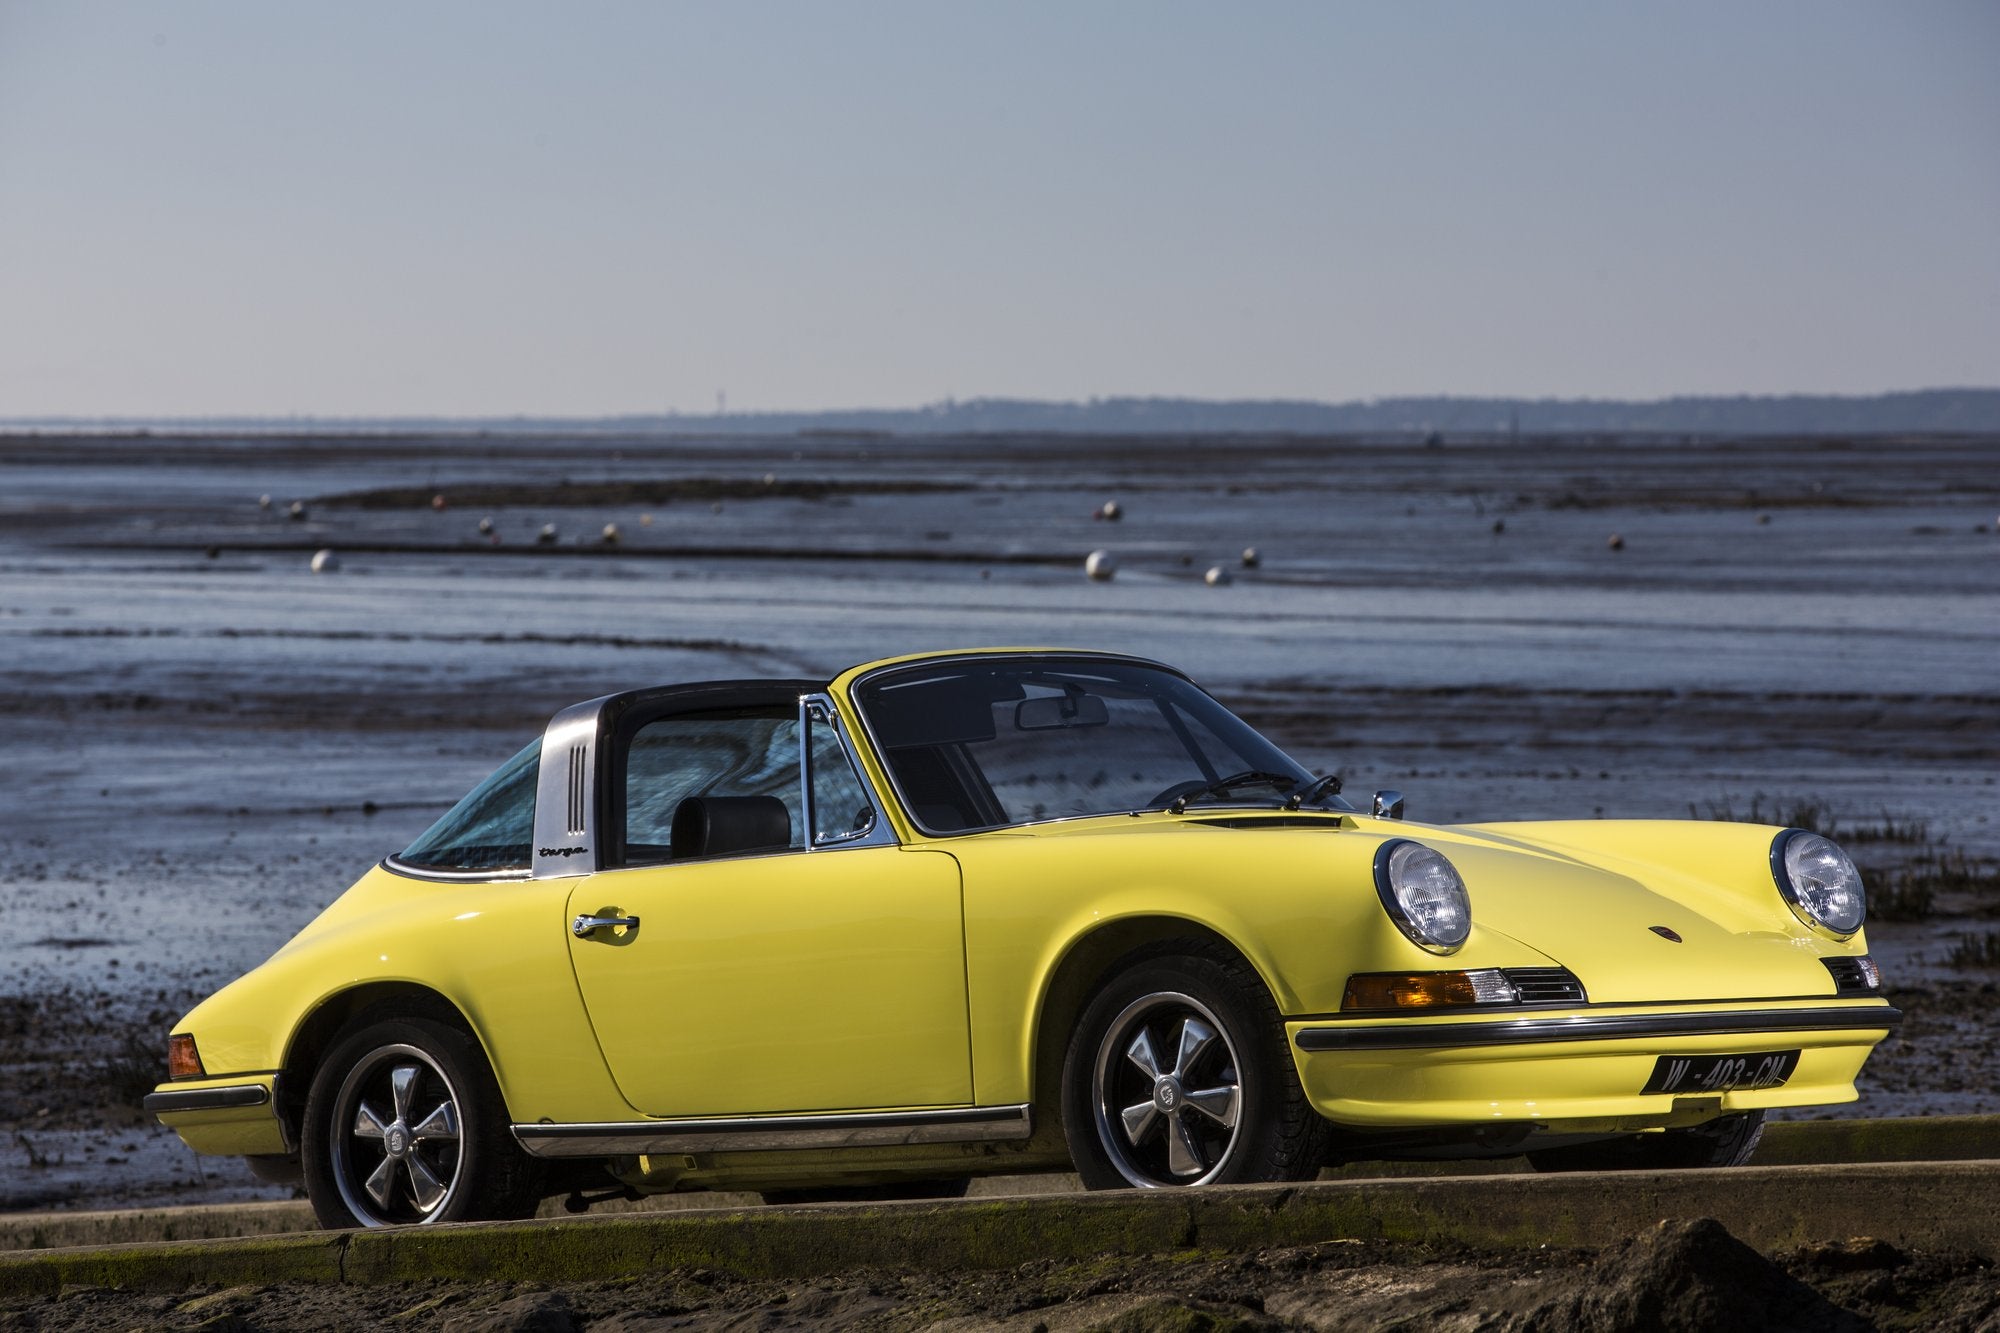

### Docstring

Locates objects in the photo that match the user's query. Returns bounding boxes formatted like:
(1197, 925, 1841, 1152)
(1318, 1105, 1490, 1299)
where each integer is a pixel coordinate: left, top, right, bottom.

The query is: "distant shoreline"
(4, 387, 1998, 437)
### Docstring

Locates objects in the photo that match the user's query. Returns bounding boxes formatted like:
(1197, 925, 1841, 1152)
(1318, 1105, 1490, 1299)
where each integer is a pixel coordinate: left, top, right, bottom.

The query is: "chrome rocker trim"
(1294, 1004, 1903, 1052)
(511, 1103, 1034, 1158)
(143, 1084, 271, 1115)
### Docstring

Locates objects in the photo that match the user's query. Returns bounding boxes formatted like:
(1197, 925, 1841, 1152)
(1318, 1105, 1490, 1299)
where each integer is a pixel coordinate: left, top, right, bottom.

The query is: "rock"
(309, 549, 340, 574)
(441, 1292, 580, 1333)
(1492, 519, 1505, 535)
(1085, 550, 1117, 581)
(1523, 1218, 1867, 1333)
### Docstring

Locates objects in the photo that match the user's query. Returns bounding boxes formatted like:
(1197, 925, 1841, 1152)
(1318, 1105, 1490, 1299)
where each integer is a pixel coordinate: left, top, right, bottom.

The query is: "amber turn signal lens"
(1343, 972, 1480, 1010)
(166, 1033, 204, 1079)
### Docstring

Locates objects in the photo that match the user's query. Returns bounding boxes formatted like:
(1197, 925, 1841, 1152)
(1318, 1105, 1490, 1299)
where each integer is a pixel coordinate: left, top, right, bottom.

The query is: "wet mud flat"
(1, 429, 1997, 1217)
(3, 1218, 1998, 1330)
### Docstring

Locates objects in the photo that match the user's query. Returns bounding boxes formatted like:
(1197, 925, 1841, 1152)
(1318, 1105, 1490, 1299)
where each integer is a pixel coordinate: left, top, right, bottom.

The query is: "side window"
(623, 710, 803, 864)
(808, 709, 877, 845)
(398, 738, 541, 872)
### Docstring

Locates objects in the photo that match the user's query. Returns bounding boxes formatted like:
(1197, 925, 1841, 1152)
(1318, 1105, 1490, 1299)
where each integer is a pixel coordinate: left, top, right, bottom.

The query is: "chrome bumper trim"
(512, 1103, 1033, 1159)
(1294, 1004, 1903, 1052)
(143, 1083, 271, 1115)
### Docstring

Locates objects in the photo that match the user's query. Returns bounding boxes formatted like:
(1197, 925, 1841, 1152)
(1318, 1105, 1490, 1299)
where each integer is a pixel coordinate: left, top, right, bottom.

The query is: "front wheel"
(301, 1016, 542, 1228)
(1061, 946, 1327, 1189)
(1526, 1110, 1766, 1173)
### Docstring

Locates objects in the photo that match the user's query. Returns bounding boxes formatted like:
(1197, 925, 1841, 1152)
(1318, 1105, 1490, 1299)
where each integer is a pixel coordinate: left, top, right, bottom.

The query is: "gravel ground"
(3, 1219, 1998, 1330)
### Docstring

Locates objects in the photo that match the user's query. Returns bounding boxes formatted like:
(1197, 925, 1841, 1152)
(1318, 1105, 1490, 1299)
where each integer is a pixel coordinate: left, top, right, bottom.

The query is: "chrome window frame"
(798, 691, 898, 851)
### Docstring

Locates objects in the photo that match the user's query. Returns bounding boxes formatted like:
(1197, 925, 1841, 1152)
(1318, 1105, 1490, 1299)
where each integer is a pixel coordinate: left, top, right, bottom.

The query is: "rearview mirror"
(1015, 693, 1110, 731)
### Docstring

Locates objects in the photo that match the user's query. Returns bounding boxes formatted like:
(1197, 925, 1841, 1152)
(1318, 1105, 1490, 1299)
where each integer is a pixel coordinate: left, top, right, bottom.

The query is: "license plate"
(1642, 1050, 1800, 1095)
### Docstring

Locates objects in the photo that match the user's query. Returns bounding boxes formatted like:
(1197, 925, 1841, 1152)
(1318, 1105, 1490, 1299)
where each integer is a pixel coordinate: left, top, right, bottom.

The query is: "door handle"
(573, 913, 641, 939)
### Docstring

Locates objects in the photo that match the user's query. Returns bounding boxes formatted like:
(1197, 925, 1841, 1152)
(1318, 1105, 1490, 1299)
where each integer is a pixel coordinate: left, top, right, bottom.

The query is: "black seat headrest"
(670, 795, 793, 860)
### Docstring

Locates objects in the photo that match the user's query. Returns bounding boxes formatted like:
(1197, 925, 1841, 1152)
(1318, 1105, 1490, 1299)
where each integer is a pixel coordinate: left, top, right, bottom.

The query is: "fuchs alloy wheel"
(1061, 946, 1328, 1190)
(302, 1016, 540, 1228)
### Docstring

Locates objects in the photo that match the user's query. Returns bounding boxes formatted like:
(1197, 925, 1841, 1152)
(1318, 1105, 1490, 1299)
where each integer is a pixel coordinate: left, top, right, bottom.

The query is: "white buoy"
(1204, 565, 1231, 586)
(257, 494, 272, 510)
(601, 522, 621, 545)
(1098, 500, 1123, 522)
(1085, 550, 1118, 581)
(640, 513, 654, 527)
(477, 517, 495, 535)
(1607, 533, 1625, 551)
(310, 548, 340, 574)
(537, 523, 559, 545)
(1240, 547, 1260, 568)
(288, 500, 308, 521)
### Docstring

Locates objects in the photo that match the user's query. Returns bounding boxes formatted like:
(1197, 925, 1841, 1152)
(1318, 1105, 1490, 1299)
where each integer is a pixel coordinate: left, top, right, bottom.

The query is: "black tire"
(301, 1016, 543, 1228)
(1061, 943, 1328, 1189)
(760, 1178, 971, 1206)
(1526, 1110, 1766, 1173)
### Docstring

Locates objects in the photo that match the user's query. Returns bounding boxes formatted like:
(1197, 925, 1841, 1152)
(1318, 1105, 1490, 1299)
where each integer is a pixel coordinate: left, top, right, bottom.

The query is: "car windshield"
(854, 657, 1343, 833)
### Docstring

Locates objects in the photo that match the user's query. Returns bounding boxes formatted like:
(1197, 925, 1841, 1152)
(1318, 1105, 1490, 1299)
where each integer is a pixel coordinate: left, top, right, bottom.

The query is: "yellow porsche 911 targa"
(148, 649, 1896, 1227)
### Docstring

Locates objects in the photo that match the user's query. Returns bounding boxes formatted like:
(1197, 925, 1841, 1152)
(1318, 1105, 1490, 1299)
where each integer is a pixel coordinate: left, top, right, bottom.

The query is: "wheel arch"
(1029, 916, 1274, 1117)
(276, 982, 493, 1145)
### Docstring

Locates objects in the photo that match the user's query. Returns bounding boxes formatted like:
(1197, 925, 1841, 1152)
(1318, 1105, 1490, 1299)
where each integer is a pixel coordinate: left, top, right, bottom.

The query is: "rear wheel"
(302, 1016, 542, 1228)
(1526, 1110, 1766, 1172)
(1061, 946, 1327, 1189)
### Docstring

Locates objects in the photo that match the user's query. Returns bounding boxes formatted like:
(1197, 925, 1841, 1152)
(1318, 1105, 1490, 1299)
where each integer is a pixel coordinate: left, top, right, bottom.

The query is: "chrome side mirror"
(1371, 790, 1406, 820)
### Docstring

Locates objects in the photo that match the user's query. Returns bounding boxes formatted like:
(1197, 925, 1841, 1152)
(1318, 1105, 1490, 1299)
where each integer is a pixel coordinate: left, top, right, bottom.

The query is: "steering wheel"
(1147, 770, 1296, 810)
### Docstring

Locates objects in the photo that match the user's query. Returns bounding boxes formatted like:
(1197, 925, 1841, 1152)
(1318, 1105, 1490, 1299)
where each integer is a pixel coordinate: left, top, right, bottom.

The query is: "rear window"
(397, 739, 541, 872)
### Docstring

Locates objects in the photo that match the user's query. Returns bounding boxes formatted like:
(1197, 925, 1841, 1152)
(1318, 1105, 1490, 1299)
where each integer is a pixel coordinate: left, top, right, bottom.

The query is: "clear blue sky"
(1, 1, 1993, 416)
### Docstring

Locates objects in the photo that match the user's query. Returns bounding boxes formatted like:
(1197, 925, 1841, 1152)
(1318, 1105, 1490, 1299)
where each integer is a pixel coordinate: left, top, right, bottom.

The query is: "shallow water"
(0, 431, 1994, 1015)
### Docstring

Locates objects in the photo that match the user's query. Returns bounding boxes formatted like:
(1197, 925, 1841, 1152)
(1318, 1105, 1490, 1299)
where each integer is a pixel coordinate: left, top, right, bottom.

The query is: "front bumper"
(1290, 999, 1900, 1131)
(145, 1074, 288, 1157)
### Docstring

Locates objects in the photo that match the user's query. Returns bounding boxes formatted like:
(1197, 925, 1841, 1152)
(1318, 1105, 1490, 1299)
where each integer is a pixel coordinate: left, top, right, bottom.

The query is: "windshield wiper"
(1165, 770, 1299, 814)
(1285, 773, 1344, 810)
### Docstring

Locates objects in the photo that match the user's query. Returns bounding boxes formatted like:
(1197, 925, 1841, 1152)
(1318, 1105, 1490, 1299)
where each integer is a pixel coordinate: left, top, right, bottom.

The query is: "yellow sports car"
(148, 649, 1896, 1227)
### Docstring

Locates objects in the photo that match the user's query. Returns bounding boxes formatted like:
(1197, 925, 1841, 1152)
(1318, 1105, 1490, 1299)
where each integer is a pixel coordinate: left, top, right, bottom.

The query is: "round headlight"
(1373, 840, 1472, 953)
(1771, 829, 1865, 938)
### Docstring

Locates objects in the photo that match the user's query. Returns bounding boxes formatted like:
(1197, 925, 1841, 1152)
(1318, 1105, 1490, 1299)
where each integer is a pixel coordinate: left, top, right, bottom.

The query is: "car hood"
(1405, 816, 1851, 1003)
(993, 812, 1853, 1005)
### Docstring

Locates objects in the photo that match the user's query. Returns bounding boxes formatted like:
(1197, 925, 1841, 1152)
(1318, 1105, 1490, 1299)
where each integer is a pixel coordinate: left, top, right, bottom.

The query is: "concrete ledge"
(3, 1160, 1998, 1299)
(1752, 1114, 2000, 1166)
(2, 1115, 1992, 1257)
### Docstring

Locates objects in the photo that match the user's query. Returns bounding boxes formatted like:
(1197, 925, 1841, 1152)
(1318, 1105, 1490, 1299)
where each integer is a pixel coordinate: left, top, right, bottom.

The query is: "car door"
(564, 699, 972, 1117)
